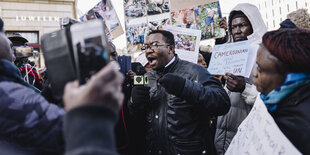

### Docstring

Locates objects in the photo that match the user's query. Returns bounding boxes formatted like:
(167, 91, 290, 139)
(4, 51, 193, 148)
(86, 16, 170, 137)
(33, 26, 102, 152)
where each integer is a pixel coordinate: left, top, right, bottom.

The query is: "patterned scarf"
(260, 73, 310, 113)
(0, 59, 40, 93)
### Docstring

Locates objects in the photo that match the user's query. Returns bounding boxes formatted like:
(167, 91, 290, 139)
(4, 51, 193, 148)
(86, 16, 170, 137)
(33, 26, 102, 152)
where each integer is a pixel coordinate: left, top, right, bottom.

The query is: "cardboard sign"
(207, 40, 258, 78)
(164, 25, 201, 64)
(226, 97, 302, 155)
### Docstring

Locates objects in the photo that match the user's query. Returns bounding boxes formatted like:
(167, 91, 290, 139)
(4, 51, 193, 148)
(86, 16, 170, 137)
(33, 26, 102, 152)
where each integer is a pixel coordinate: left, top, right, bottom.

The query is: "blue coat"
(0, 81, 65, 154)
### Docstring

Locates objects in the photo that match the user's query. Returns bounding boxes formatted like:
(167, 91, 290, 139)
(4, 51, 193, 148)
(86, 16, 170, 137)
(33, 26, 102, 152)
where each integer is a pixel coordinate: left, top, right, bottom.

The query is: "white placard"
(164, 25, 201, 64)
(225, 96, 302, 155)
(208, 40, 258, 77)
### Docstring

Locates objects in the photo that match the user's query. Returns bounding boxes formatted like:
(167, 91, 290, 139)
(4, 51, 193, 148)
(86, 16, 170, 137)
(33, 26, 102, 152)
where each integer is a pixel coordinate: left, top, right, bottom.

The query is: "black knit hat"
(8, 33, 28, 46)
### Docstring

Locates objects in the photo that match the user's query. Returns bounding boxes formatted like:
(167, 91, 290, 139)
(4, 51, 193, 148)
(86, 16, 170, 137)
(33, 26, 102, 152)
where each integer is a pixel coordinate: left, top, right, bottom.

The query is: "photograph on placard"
(171, 9, 197, 29)
(92, 0, 120, 31)
(126, 17, 148, 51)
(80, 0, 123, 39)
(124, 0, 147, 18)
(164, 25, 201, 64)
(169, 0, 216, 12)
(146, 0, 170, 15)
(194, 1, 225, 40)
(148, 13, 171, 31)
(175, 34, 196, 52)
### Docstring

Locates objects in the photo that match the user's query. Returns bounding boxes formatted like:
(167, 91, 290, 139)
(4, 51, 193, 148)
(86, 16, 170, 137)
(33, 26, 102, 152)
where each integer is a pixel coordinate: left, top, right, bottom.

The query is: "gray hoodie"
(214, 3, 267, 155)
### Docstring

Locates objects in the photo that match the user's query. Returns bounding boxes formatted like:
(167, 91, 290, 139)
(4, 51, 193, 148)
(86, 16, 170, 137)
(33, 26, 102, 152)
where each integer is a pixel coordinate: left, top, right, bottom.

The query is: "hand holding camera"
(63, 62, 124, 113)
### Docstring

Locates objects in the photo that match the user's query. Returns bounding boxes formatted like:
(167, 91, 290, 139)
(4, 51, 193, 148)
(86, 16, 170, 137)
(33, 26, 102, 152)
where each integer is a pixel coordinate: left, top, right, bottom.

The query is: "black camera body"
(41, 20, 110, 100)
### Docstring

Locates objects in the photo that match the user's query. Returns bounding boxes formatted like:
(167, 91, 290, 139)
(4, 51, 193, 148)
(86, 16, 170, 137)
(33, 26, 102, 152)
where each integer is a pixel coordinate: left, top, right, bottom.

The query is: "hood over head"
(227, 3, 267, 44)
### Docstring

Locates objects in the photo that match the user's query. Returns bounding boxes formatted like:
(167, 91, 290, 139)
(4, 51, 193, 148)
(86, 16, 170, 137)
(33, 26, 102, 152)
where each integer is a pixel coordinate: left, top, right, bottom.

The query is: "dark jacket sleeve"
(0, 82, 65, 154)
(180, 68, 230, 116)
(64, 104, 119, 155)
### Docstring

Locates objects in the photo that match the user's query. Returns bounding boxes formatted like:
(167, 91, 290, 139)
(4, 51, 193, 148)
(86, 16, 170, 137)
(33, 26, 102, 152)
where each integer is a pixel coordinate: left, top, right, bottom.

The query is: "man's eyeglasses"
(141, 42, 170, 50)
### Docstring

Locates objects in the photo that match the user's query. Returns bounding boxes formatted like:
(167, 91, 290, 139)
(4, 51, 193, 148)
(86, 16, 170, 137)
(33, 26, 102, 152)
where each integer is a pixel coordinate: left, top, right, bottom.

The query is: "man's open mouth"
(147, 56, 157, 67)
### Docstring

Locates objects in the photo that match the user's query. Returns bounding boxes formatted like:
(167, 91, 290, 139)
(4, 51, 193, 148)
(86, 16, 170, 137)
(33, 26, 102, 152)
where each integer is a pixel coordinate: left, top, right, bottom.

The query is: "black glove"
(158, 73, 186, 97)
(131, 86, 151, 107)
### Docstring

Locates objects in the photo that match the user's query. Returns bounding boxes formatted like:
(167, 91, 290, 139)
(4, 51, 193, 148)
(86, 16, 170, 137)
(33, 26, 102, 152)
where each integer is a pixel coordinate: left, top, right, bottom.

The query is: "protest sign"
(170, 1, 225, 40)
(80, 0, 124, 39)
(124, 0, 171, 52)
(171, 9, 197, 29)
(164, 25, 201, 64)
(125, 17, 148, 52)
(226, 97, 302, 155)
(207, 40, 258, 78)
(148, 13, 171, 31)
(170, 0, 218, 12)
(124, 0, 147, 18)
(146, 0, 170, 15)
(194, 1, 226, 40)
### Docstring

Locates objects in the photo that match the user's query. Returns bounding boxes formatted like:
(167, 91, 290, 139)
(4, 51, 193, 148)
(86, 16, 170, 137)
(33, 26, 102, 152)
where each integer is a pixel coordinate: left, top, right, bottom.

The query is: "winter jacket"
(0, 81, 65, 154)
(64, 104, 119, 155)
(130, 56, 230, 155)
(214, 3, 267, 154)
(271, 83, 310, 154)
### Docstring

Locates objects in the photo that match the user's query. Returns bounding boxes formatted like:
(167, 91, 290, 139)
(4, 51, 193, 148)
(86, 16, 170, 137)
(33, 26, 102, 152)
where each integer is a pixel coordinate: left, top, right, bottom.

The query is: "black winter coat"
(130, 56, 230, 155)
(271, 83, 310, 154)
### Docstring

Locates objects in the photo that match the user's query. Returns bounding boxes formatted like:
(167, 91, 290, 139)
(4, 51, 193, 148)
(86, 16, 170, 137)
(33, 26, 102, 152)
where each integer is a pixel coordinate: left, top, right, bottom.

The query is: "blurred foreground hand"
(64, 62, 124, 113)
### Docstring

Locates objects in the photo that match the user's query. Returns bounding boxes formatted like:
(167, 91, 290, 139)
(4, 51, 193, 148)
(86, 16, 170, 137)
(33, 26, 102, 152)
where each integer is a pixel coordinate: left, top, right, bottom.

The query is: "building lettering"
(16, 16, 60, 22)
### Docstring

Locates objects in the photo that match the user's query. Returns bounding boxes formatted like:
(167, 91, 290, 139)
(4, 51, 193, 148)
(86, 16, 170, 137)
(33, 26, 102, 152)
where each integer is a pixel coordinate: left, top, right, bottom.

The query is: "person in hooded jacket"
(214, 3, 267, 154)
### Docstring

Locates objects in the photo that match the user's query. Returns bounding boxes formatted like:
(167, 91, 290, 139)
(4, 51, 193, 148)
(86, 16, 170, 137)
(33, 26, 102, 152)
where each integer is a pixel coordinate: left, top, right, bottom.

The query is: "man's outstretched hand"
(158, 73, 186, 97)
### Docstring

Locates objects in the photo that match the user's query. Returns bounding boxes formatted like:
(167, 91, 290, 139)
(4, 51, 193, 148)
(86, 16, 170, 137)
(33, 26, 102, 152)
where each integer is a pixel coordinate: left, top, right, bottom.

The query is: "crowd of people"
(0, 2, 310, 155)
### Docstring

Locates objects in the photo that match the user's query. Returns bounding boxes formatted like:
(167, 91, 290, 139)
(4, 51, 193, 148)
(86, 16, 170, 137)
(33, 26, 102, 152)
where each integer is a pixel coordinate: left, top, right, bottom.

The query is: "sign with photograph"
(164, 25, 201, 64)
(170, 0, 218, 12)
(148, 13, 171, 31)
(124, 0, 147, 18)
(124, 0, 224, 52)
(125, 17, 148, 51)
(170, 1, 225, 40)
(146, 0, 170, 15)
(226, 97, 302, 155)
(194, 1, 225, 40)
(171, 9, 197, 29)
(80, 0, 124, 39)
(207, 40, 258, 78)
(124, 0, 171, 52)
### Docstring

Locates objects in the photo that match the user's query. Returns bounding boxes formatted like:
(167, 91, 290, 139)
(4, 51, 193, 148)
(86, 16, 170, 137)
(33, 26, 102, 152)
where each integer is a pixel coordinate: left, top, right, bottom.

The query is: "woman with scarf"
(252, 28, 310, 154)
